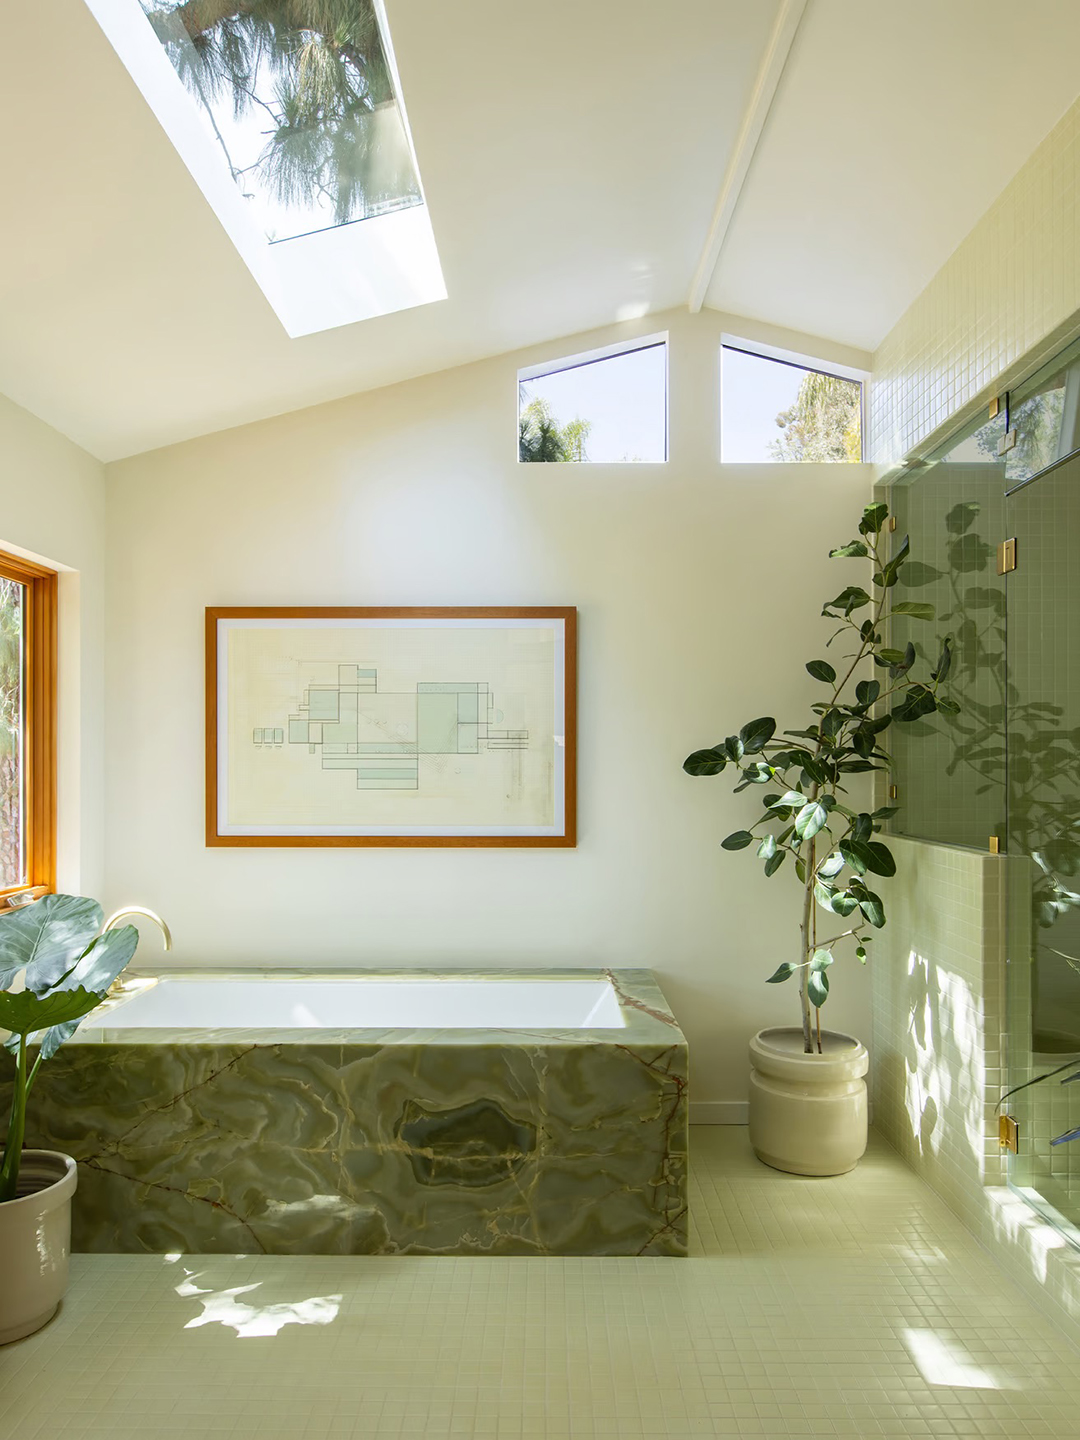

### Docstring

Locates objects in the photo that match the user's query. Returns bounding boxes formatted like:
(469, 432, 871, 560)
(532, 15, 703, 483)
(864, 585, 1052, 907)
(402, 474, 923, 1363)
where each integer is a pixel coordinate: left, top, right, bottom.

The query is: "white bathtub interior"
(89, 977, 627, 1031)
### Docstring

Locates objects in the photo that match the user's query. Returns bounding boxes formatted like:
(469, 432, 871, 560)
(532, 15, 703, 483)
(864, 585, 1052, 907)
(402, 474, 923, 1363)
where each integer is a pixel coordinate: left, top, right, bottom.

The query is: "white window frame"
(720, 334, 868, 463)
(517, 333, 669, 464)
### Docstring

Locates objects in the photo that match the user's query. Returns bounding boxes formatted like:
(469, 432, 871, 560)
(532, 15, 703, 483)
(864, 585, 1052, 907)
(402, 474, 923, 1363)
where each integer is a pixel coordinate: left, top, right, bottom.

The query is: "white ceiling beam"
(687, 0, 808, 313)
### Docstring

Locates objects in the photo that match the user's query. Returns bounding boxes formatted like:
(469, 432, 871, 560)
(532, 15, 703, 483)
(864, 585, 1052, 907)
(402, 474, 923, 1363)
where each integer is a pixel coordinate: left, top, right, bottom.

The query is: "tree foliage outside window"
(0, 580, 23, 890)
(770, 371, 862, 463)
(143, 0, 421, 234)
(518, 396, 592, 463)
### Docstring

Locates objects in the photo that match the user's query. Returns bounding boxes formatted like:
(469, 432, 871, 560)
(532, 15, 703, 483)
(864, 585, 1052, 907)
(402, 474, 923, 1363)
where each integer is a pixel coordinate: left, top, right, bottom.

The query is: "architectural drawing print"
(253, 667, 528, 795)
(209, 608, 574, 845)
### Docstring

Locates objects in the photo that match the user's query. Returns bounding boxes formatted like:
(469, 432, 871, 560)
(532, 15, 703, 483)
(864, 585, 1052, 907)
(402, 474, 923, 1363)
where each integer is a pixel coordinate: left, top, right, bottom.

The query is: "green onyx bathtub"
(5, 968, 688, 1257)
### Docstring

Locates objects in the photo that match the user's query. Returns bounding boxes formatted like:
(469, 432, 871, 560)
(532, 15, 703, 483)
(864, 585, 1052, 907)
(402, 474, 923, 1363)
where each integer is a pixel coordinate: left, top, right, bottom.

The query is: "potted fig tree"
(0, 894, 146, 1343)
(683, 501, 956, 1176)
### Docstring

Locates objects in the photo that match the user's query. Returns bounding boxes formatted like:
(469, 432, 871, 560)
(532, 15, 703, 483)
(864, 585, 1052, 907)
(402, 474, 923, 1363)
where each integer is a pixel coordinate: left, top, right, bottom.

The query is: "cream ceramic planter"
(0, 1150, 77, 1344)
(748, 1027, 869, 1176)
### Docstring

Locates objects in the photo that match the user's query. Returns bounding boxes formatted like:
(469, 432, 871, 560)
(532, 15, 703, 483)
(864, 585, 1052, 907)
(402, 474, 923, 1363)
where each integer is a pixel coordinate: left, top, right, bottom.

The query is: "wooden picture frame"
(206, 607, 576, 847)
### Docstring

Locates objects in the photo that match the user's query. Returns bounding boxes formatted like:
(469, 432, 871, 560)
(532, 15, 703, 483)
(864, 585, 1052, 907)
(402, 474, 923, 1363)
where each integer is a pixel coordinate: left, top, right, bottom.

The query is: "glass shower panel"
(1005, 452, 1080, 1233)
(888, 416, 1008, 848)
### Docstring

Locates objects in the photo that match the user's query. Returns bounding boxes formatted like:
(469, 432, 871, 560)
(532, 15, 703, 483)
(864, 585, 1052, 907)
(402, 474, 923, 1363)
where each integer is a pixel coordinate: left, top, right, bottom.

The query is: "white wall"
(0, 392, 106, 896)
(871, 93, 1080, 465)
(104, 307, 873, 1105)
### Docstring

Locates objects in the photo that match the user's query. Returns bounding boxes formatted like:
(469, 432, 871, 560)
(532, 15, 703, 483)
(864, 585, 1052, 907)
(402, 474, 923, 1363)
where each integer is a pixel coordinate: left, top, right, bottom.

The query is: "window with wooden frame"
(0, 551, 57, 908)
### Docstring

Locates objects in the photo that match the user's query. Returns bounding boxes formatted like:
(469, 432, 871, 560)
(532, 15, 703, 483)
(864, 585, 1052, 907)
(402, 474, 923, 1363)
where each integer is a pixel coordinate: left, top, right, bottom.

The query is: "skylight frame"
(85, 0, 446, 338)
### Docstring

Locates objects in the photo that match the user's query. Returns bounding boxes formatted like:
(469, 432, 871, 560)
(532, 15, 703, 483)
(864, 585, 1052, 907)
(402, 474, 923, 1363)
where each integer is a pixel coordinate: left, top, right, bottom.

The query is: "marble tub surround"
(4, 968, 688, 1258)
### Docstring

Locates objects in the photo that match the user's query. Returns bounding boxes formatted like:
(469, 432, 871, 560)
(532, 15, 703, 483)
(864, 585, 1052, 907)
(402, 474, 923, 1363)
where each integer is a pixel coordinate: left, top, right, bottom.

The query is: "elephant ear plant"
(0, 894, 139, 1201)
(684, 501, 958, 1054)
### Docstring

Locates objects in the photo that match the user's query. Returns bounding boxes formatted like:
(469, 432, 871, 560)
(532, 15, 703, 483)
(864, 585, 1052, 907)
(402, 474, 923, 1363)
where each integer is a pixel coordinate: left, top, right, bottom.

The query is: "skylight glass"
(140, 1, 422, 243)
(86, 0, 445, 336)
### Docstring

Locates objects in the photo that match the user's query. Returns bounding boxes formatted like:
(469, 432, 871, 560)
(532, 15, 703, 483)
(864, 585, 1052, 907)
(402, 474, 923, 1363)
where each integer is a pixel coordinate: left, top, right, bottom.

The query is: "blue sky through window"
(519, 344, 667, 463)
(721, 347, 810, 462)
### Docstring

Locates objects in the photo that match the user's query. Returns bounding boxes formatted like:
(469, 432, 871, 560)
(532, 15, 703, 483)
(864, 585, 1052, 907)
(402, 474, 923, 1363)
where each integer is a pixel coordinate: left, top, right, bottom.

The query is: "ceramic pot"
(748, 1027, 869, 1176)
(0, 1150, 77, 1344)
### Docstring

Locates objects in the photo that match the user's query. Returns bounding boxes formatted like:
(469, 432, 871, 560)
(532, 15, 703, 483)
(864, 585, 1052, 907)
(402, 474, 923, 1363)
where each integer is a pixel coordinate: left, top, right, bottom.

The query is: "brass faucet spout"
(102, 908, 172, 996)
(103, 906, 172, 951)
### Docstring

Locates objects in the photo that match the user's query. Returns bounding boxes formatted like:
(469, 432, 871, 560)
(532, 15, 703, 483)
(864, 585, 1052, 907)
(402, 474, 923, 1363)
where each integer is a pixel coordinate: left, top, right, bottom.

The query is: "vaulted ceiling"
(2, 0, 1080, 460)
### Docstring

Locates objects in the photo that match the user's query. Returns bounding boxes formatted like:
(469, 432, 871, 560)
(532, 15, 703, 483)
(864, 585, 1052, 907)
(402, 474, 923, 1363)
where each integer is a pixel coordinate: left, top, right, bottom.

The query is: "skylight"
(140, 0, 421, 243)
(86, 0, 445, 336)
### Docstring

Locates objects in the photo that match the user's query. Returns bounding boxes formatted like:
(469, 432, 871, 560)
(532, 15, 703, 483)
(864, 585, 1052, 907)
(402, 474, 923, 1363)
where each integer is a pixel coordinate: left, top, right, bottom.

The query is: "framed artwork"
(205, 607, 576, 847)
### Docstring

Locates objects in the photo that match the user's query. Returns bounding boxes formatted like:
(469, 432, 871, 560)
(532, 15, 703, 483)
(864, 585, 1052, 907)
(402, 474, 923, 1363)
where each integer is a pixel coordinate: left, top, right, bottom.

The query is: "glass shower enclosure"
(888, 337, 1080, 1243)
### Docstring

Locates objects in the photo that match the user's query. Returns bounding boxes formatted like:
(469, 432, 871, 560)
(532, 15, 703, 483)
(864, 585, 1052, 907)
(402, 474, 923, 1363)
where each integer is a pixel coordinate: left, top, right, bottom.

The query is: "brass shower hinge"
(988, 836, 1000, 855)
(888, 515, 897, 531)
(999, 1114, 1019, 1154)
(998, 537, 1017, 575)
(989, 396, 1000, 419)
(888, 784, 898, 800)
(997, 428, 1018, 456)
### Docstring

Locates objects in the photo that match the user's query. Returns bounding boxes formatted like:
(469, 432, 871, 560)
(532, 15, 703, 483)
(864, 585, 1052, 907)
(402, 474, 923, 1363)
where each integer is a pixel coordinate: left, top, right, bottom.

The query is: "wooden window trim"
(0, 551, 57, 910)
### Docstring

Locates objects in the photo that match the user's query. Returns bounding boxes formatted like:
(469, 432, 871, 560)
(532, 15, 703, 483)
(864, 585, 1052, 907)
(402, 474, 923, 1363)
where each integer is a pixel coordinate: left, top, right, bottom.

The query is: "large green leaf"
(806, 660, 836, 684)
(865, 842, 896, 877)
(817, 851, 845, 880)
(855, 679, 881, 707)
(822, 586, 871, 617)
(683, 748, 727, 776)
(795, 801, 829, 840)
(721, 830, 754, 851)
(931, 637, 953, 683)
(763, 850, 786, 877)
(875, 533, 910, 588)
(829, 540, 869, 559)
(890, 602, 935, 622)
(0, 895, 104, 992)
(807, 970, 830, 1008)
(739, 717, 776, 754)
(766, 962, 796, 983)
(892, 684, 937, 723)
(888, 641, 916, 678)
(36, 1018, 85, 1062)
(810, 949, 834, 971)
(820, 708, 845, 741)
(770, 790, 807, 810)
(56, 926, 139, 997)
(859, 502, 889, 536)
(0, 986, 105, 1038)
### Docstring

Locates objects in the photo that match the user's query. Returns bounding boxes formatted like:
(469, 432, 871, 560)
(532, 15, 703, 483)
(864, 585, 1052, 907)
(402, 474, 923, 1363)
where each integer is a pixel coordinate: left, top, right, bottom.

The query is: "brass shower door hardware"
(997, 537, 1017, 575)
(999, 1114, 1019, 1154)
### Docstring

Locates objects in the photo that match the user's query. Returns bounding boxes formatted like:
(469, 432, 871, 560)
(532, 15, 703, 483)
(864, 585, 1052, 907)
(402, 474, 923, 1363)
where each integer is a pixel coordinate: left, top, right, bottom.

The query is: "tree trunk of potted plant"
(684, 501, 956, 1175)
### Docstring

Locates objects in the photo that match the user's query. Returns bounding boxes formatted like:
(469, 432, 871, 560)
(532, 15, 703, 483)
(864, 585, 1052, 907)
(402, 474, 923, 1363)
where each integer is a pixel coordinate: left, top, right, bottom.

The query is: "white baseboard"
(689, 1101, 748, 1125)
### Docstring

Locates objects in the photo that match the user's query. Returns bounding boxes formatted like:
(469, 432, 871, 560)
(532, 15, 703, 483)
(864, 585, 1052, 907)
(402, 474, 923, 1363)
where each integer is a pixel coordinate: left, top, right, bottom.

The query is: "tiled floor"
(2, 1128, 1078, 1439)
